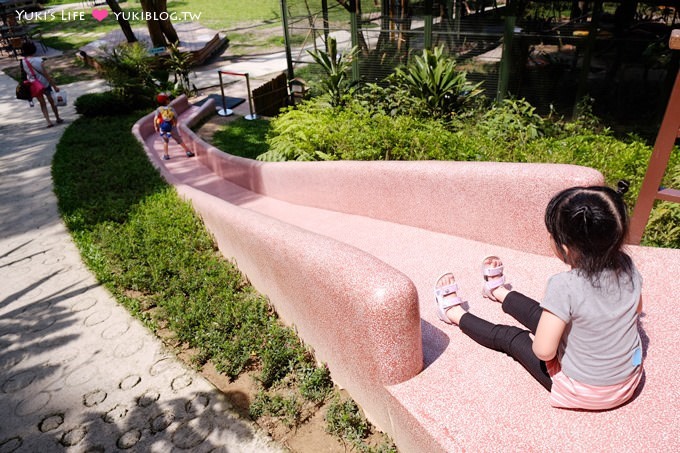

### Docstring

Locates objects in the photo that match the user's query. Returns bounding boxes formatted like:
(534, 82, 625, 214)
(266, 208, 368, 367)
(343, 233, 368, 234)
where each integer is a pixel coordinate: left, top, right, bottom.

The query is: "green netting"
(282, 0, 679, 119)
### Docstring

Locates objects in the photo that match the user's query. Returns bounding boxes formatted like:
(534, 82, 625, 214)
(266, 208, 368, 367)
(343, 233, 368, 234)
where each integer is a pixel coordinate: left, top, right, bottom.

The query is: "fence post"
(244, 73, 259, 121)
(424, 0, 433, 50)
(280, 0, 295, 80)
(217, 70, 233, 116)
(349, 0, 360, 82)
(497, 13, 516, 103)
(321, 0, 330, 52)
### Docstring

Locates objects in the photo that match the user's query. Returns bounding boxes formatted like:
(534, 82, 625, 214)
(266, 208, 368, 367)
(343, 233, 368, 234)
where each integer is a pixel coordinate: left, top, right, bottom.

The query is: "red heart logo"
(92, 9, 108, 22)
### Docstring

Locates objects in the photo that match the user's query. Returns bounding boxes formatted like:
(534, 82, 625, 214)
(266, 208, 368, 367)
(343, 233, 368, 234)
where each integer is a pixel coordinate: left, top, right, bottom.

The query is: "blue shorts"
(159, 129, 183, 144)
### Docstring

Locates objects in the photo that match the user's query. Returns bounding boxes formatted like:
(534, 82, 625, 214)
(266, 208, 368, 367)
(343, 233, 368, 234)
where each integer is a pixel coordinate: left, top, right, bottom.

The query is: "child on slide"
(434, 183, 643, 410)
(154, 93, 195, 161)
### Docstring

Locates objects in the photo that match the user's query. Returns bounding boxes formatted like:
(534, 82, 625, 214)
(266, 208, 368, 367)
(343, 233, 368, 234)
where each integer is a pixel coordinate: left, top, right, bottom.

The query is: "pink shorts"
(547, 359, 643, 410)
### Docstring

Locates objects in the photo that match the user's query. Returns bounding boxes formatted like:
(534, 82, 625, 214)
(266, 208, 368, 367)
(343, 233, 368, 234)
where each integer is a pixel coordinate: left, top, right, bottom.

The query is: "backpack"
(156, 106, 175, 133)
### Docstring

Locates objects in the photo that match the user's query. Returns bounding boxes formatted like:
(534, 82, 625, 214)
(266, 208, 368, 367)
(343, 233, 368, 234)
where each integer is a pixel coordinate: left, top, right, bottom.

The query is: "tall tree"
(140, 0, 179, 47)
(106, 0, 137, 43)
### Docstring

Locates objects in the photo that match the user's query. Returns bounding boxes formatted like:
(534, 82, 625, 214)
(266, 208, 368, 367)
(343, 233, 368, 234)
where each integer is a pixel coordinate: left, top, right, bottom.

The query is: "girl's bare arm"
(532, 310, 567, 361)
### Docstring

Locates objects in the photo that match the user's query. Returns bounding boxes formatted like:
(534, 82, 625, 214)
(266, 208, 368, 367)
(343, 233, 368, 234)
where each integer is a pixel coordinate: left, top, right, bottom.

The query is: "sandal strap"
(439, 295, 463, 310)
(484, 275, 506, 291)
(434, 282, 458, 298)
(483, 265, 504, 278)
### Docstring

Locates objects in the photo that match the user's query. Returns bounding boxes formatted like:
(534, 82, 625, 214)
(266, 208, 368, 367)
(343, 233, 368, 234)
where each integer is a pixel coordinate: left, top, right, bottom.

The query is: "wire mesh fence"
(281, 0, 680, 120)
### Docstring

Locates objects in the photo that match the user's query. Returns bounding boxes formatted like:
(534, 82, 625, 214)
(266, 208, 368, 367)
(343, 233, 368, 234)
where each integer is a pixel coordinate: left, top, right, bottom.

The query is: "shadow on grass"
(52, 112, 167, 231)
(210, 117, 271, 160)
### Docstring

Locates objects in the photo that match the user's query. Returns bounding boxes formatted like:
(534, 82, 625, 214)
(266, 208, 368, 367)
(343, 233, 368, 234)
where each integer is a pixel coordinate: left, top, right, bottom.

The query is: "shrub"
(249, 392, 302, 428)
(258, 324, 307, 388)
(262, 95, 663, 197)
(262, 99, 469, 162)
(326, 397, 370, 444)
(100, 42, 166, 105)
(307, 36, 359, 107)
(644, 201, 680, 248)
(74, 91, 153, 117)
(641, 164, 680, 248)
(355, 81, 429, 117)
(299, 364, 333, 403)
(477, 98, 547, 150)
(392, 46, 483, 118)
(166, 42, 197, 98)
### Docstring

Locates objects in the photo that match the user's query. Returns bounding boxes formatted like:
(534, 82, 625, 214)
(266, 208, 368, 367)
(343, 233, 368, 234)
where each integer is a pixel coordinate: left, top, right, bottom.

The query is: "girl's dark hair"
(21, 41, 37, 57)
(544, 185, 633, 281)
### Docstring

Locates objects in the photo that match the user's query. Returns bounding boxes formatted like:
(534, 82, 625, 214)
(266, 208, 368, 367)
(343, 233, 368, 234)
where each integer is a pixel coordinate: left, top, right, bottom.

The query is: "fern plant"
(165, 42, 197, 97)
(478, 97, 546, 147)
(393, 46, 483, 118)
(100, 42, 159, 102)
(307, 36, 358, 107)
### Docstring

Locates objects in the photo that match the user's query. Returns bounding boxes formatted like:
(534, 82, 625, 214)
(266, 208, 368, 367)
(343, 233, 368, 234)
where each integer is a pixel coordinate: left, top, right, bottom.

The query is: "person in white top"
(21, 41, 63, 128)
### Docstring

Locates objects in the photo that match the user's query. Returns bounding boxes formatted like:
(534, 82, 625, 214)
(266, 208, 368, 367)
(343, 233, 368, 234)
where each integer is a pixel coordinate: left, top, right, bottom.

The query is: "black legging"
(458, 291, 553, 391)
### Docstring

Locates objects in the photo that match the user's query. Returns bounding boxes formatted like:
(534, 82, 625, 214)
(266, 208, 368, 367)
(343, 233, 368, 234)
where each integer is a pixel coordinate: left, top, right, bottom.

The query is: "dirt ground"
(200, 365, 350, 453)
(157, 322, 352, 453)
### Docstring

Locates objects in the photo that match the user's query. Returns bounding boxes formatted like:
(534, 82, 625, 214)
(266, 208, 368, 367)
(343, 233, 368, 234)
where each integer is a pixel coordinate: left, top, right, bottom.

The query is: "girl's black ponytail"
(617, 180, 630, 196)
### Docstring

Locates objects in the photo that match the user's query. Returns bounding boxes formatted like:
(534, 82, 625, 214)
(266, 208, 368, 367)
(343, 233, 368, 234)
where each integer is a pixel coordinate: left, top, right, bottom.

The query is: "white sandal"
(481, 256, 508, 302)
(434, 272, 464, 324)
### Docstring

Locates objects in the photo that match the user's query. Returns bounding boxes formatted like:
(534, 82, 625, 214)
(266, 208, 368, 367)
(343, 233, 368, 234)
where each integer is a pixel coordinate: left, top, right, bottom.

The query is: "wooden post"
(572, 0, 602, 117)
(629, 30, 680, 244)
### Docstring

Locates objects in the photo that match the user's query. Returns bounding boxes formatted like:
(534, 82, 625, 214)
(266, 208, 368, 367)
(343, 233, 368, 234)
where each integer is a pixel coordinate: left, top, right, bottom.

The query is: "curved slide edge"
(132, 97, 424, 433)
(172, 98, 605, 257)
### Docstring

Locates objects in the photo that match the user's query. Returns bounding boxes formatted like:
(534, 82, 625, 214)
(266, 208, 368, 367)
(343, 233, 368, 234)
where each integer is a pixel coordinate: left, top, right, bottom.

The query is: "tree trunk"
(157, 0, 179, 44)
(139, 0, 179, 48)
(335, 0, 369, 53)
(106, 0, 137, 43)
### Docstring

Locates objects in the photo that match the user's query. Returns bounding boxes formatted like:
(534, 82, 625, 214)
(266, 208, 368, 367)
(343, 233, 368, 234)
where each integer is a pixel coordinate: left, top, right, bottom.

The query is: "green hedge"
(257, 98, 680, 248)
(261, 101, 469, 162)
(74, 91, 155, 117)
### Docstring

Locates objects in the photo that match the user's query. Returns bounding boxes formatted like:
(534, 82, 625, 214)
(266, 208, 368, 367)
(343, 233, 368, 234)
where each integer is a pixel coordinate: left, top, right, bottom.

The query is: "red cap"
(156, 93, 170, 105)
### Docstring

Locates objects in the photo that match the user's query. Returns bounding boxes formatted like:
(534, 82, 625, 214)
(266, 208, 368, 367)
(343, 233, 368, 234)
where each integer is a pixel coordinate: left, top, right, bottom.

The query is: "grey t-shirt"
(540, 265, 642, 386)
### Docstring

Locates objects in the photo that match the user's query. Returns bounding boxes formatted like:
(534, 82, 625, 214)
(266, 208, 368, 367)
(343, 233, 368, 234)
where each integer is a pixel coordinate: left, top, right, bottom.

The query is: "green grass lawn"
(53, 112, 288, 378)
(51, 103, 395, 450)
(209, 117, 271, 159)
(45, 0, 82, 5)
(183, 0, 283, 28)
(34, 2, 147, 51)
(182, 0, 370, 28)
(37, 1, 274, 51)
(52, 108, 332, 402)
(35, 0, 362, 51)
